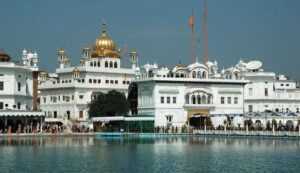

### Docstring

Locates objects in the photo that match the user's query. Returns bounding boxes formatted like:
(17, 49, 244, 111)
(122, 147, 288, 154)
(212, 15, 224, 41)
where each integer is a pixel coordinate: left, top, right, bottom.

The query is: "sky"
(1, 0, 300, 80)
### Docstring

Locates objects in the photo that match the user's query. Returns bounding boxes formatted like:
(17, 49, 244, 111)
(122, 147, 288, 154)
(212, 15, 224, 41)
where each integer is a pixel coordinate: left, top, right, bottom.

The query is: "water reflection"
(1, 136, 300, 149)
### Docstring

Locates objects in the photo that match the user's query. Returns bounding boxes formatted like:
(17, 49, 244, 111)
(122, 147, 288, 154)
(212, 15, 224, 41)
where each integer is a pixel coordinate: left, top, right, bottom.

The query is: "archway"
(189, 114, 211, 129)
(7, 119, 14, 133)
(286, 120, 294, 131)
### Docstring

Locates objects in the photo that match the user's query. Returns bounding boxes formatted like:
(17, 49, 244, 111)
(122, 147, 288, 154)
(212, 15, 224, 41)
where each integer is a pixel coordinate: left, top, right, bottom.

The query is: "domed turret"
(0, 49, 11, 62)
(91, 20, 120, 58)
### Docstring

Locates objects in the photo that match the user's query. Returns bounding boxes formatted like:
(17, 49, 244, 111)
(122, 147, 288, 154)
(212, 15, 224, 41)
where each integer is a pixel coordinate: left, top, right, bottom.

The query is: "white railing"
(193, 130, 300, 137)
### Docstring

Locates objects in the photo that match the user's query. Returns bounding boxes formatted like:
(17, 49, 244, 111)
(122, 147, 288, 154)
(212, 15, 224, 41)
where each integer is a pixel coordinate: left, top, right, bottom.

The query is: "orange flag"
(189, 11, 194, 27)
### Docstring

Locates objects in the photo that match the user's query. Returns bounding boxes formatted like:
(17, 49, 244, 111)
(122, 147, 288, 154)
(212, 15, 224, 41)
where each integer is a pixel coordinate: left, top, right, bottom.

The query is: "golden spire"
(91, 19, 120, 58)
(102, 19, 106, 34)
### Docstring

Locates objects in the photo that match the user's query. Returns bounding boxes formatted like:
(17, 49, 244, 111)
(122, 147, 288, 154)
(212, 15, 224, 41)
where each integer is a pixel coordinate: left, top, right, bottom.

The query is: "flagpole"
(190, 9, 195, 64)
(203, 0, 208, 65)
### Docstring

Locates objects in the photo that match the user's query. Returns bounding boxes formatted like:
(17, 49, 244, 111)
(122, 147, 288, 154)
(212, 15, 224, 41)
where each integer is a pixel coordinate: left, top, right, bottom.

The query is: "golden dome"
(130, 49, 138, 57)
(39, 71, 48, 77)
(0, 49, 11, 62)
(82, 46, 90, 52)
(91, 20, 120, 58)
(79, 57, 85, 63)
(57, 49, 66, 56)
(73, 67, 80, 72)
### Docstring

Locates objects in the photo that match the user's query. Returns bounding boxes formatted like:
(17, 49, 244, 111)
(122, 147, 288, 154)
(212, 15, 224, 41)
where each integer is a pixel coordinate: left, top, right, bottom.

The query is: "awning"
(190, 114, 207, 118)
(0, 110, 44, 117)
(92, 116, 154, 122)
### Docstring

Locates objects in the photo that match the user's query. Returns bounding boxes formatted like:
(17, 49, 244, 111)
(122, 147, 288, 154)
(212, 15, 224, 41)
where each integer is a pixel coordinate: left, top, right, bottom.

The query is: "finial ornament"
(102, 19, 106, 33)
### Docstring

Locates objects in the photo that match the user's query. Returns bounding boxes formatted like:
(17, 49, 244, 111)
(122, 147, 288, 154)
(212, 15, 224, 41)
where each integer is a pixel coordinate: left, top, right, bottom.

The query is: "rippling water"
(0, 136, 300, 173)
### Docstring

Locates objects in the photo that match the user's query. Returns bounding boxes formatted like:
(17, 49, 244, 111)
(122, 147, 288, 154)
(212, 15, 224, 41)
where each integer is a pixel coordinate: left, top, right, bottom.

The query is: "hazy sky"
(1, 0, 300, 80)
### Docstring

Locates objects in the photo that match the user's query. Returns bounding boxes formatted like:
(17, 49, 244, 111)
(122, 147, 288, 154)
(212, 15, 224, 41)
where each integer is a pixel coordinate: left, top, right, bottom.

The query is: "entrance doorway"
(189, 115, 211, 129)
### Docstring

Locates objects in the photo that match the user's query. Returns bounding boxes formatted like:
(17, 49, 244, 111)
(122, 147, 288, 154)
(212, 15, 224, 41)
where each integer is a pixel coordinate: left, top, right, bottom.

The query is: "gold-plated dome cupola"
(91, 19, 120, 58)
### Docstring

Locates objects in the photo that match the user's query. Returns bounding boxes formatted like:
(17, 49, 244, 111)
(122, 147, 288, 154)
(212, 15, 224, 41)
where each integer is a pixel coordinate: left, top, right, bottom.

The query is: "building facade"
(134, 59, 300, 129)
(222, 60, 300, 113)
(39, 21, 138, 122)
(0, 49, 44, 133)
(135, 60, 248, 128)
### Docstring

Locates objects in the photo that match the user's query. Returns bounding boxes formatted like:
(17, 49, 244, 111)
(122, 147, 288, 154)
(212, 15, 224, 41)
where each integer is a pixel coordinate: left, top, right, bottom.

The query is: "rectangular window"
(67, 111, 70, 120)
(0, 102, 3, 109)
(249, 105, 253, 113)
(249, 88, 253, 96)
(89, 79, 92, 83)
(0, 81, 4, 90)
(93, 79, 97, 83)
(221, 97, 225, 104)
(54, 111, 57, 118)
(98, 79, 101, 83)
(115, 80, 118, 84)
(167, 97, 170, 104)
(123, 81, 126, 84)
(173, 97, 176, 104)
(110, 80, 113, 84)
(161, 97, 164, 104)
(82, 79, 85, 83)
(280, 84, 284, 86)
(18, 82, 21, 91)
(286, 84, 289, 86)
(79, 95, 84, 99)
(72, 95, 74, 100)
(79, 111, 83, 118)
(17, 102, 21, 109)
(264, 88, 268, 96)
(234, 97, 238, 104)
(227, 97, 231, 104)
(106, 80, 109, 84)
(166, 115, 173, 123)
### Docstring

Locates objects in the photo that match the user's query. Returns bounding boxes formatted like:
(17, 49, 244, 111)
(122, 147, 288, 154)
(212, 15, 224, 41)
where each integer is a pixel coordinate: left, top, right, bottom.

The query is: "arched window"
(202, 71, 206, 79)
(90, 62, 93, 67)
(110, 61, 113, 68)
(93, 61, 96, 67)
(114, 62, 117, 68)
(98, 61, 100, 67)
(197, 71, 201, 78)
(192, 95, 196, 104)
(192, 71, 196, 78)
(197, 95, 201, 104)
(180, 73, 184, 78)
(105, 61, 108, 68)
(202, 95, 207, 104)
(207, 95, 212, 104)
(235, 73, 238, 79)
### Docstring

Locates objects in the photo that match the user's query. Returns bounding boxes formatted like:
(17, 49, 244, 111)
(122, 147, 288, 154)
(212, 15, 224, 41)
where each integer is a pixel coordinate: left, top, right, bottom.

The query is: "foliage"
(88, 90, 129, 118)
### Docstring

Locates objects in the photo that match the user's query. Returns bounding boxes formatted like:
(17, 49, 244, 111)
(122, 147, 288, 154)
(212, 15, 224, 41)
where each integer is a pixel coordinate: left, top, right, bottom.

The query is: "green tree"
(88, 90, 129, 118)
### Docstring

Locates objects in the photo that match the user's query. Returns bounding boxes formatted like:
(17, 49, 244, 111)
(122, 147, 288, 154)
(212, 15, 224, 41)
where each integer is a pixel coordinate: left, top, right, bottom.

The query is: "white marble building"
(135, 60, 248, 127)
(0, 49, 44, 132)
(134, 59, 300, 128)
(0, 49, 39, 110)
(39, 21, 138, 122)
(222, 60, 300, 114)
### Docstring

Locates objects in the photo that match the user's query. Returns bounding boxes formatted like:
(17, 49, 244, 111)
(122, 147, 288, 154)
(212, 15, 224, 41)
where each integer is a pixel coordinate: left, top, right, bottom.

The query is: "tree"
(88, 90, 129, 118)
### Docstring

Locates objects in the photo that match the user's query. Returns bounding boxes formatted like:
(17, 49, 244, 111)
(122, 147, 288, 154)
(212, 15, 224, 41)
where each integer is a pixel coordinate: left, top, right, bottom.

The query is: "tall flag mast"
(203, 0, 208, 65)
(123, 44, 128, 68)
(189, 9, 195, 63)
(123, 44, 128, 82)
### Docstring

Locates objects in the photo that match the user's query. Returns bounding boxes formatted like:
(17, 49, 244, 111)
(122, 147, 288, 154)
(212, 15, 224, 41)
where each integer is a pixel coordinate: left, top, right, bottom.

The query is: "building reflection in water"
(0, 136, 300, 149)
